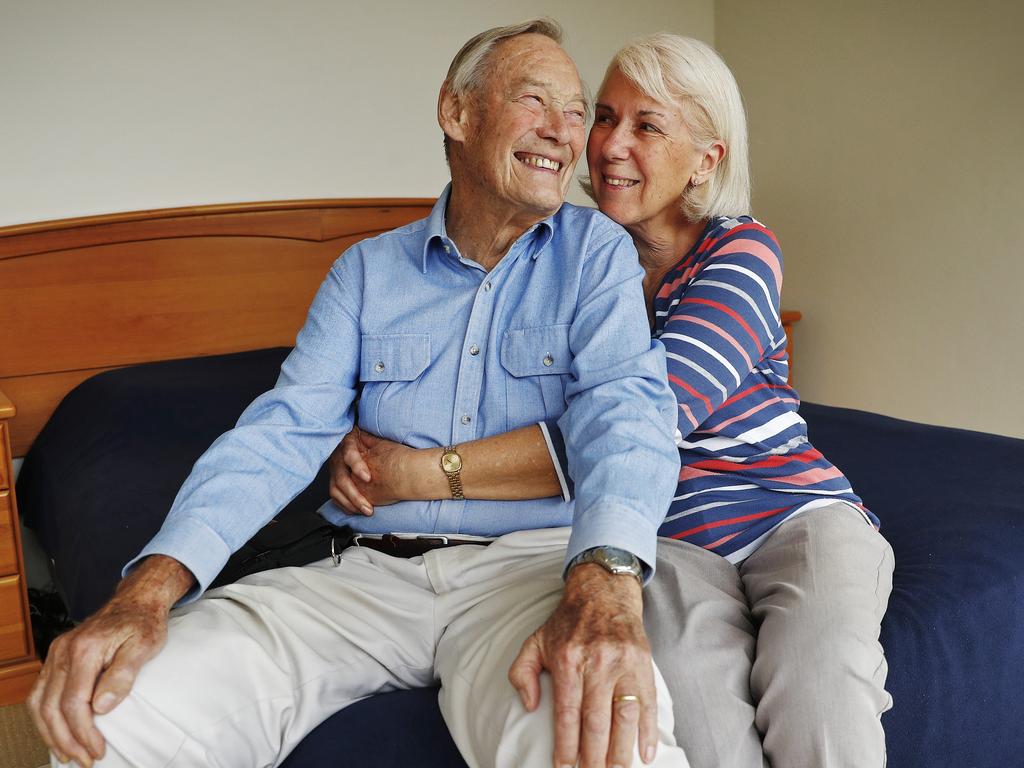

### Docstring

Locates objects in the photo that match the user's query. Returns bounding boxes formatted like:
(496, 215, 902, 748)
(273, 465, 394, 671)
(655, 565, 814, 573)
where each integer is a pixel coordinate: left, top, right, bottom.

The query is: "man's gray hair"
(445, 18, 564, 100)
(441, 18, 564, 161)
(585, 34, 751, 220)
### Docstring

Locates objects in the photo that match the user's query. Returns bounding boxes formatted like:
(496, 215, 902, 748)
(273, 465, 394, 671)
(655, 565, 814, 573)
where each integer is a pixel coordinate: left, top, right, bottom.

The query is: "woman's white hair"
(441, 18, 565, 161)
(590, 34, 751, 220)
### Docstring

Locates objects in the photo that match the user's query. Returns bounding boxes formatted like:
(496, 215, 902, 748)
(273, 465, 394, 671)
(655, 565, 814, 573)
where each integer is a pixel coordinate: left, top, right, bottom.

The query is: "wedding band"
(613, 694, 640, 704)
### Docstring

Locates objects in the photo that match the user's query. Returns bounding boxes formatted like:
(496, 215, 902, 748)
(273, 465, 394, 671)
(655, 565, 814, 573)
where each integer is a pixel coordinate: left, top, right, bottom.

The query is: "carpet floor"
(0, 702, 48, 768)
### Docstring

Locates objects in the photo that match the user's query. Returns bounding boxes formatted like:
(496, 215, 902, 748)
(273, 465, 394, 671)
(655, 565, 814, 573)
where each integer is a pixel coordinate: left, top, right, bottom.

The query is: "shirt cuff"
(538, 420, 573, 502)
(122, 514, 233, 605)
(563, 503, 659, 585)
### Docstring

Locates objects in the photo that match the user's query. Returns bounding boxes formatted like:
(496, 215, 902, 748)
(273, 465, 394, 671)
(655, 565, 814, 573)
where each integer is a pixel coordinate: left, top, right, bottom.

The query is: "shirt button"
(483, 281, 492, 292)
(374, 361, 385, 373)
(443, 244, 451, 254)
(543, 354, 554, 367)
(469, 344, 480, 356)
(461, 415, 472, 425)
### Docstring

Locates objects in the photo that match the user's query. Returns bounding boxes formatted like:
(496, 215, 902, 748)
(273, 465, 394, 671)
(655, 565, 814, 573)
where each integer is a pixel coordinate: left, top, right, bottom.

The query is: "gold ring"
(613, 694, 641, 704)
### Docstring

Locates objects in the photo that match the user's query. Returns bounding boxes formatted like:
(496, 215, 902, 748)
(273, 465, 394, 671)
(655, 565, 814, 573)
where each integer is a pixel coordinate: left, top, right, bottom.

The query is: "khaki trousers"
(70, 527, 689, 768)
(644, 504, 895, 768)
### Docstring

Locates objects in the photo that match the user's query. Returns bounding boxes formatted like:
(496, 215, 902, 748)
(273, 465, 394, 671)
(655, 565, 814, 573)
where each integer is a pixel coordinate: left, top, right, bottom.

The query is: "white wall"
(0, 0, 713, 226)
(717, 0, 1024, 438)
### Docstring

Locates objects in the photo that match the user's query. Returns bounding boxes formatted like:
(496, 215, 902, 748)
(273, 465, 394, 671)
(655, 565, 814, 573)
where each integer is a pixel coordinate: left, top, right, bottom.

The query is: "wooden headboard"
(0, 199, 434, 457)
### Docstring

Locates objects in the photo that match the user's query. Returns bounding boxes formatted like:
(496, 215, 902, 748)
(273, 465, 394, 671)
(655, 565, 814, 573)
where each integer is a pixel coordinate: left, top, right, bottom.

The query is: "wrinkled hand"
(28, 594, 169, 767)
(509, 564, 658, 768)
(328, 427, 415, 514)
(28, 555, 190, 767)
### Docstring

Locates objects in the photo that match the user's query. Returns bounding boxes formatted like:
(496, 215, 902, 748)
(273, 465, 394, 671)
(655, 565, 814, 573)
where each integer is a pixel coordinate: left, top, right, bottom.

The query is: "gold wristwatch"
(440, 445, 465, 500)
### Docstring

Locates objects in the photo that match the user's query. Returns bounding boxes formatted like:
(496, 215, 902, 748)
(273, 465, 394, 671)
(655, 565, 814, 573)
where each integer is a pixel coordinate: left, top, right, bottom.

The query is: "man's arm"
(29, 251, 367, 765)
(511, 226, 680, 768)
(125, 255, 365, 600)
(327, 424, 563, 514)
(28, 556, 194, 767)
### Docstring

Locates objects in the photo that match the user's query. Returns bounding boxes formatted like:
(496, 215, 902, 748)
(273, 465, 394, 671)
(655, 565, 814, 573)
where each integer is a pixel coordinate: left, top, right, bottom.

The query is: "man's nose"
(538, 107, 572, 145)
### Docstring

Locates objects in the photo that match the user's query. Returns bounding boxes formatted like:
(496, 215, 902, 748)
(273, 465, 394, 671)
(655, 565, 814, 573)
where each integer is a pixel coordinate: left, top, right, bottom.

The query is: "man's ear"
(438, 82, 470, 144)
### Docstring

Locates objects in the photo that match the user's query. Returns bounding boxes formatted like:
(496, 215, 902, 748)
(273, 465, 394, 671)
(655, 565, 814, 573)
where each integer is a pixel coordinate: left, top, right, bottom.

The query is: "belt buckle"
(414, 535, 449, 546)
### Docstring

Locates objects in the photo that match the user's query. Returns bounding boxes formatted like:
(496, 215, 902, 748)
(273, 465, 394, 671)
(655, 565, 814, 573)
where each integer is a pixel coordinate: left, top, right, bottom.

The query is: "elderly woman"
(329, 34, 894, 768)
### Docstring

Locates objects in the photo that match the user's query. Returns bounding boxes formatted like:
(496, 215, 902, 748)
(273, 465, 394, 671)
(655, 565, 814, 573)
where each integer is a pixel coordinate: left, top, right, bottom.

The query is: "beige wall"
(717, 1, 1024, 438)
(0, 0, 712, 226)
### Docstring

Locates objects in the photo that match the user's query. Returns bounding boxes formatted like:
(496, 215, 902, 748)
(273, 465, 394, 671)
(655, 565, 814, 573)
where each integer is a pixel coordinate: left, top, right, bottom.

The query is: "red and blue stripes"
(653, 216, 874, 560)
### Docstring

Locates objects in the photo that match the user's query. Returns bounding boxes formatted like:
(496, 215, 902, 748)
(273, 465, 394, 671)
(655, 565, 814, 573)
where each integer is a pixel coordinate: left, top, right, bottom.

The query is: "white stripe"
(679, 435, 746, 452)
(735, 410, 805, 444)
(703, 263, 781, 326)
(690, 279, 775, 342)
(654, 297, 682, 317)
(680, 435, 810, 463)
(665, 352, 729, 401)
(663, 499, 747, 524)
(537, 421, 572, 503)
(771, 486, 855, 495)
(675, 483, 760, 501)
(674, 427, 685, 447)
(661, 332, 742, 387)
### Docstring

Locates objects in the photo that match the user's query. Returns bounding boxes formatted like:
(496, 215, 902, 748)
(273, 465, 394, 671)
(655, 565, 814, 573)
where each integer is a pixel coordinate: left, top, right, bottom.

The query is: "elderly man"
(29, 19, 687, 768)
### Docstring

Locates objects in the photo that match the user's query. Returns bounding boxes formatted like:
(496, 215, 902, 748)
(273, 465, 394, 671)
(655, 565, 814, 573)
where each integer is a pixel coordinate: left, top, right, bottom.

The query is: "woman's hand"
(328, 428, 420, 514)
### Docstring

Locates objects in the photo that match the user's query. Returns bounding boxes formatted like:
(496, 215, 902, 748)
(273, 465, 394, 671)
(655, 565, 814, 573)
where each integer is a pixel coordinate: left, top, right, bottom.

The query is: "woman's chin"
(596, 198, 640, 228)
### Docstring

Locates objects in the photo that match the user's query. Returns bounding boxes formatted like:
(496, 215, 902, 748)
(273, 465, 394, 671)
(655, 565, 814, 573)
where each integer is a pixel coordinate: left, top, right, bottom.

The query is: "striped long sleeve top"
(543, 215, 877, 563)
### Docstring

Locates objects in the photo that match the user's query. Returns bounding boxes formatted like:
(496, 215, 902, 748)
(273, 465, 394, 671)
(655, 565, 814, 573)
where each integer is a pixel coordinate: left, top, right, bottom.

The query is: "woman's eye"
(639, 123, 664, 134)
(594, 114, 614, 125)
(566, 110, 586, 124)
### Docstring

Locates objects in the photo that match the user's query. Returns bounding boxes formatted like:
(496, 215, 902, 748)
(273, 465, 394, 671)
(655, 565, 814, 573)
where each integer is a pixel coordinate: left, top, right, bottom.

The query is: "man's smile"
(514, 151, 563, 172)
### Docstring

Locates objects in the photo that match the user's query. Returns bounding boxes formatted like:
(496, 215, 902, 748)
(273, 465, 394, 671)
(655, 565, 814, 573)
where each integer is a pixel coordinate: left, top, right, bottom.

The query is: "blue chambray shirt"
(128, 186, 679, 601)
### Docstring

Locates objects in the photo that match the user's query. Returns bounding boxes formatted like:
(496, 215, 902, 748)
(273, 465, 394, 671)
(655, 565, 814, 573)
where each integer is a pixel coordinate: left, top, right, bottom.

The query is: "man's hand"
(509, 564, 658, 768)
(327, 428, 427, 514)
(27, 555, 194, 767)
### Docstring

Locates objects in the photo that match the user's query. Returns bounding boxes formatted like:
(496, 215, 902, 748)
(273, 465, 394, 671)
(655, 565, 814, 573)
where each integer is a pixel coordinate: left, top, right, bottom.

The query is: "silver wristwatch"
(567, 546, 643, 585)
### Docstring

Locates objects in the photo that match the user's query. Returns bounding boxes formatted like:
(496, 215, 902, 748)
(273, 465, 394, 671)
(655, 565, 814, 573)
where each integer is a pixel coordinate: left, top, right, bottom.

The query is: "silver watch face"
(574, 546, 641, 578)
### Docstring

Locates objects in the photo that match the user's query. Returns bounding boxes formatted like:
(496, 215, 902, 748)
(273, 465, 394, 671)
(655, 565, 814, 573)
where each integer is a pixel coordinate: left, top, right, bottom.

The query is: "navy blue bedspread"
(17, 349, 1024, 767)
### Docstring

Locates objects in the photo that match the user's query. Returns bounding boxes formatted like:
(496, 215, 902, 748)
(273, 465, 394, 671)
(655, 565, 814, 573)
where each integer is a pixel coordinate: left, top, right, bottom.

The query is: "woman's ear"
(438, 82, 470, 144)
(693, 140, 726, 184)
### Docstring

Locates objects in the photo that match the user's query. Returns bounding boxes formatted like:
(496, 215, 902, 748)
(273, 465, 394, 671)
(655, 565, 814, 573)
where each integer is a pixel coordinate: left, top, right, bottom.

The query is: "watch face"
(441, 452, 462, 473)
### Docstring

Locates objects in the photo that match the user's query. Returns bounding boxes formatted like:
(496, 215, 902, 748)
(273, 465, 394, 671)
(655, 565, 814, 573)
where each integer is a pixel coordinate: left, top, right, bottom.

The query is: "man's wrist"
(567, 546, 643, 586)
(564, 561, 643, 611)
(410, 447, 450, 500)
(116, 554, 195, 612)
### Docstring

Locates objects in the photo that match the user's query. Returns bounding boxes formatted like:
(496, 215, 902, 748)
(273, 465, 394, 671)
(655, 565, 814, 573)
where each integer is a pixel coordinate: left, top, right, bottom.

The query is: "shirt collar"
(422, 183, 558, 271)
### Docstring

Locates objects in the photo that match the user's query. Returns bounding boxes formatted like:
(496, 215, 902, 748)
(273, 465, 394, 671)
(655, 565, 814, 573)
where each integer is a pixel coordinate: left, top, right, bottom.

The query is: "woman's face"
(587, 68, 707, 233)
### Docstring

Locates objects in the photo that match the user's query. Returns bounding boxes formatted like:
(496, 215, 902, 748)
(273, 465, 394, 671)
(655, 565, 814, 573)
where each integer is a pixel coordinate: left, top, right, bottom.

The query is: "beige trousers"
(70, 527, 689, 768)
(644, 504, 895, 768)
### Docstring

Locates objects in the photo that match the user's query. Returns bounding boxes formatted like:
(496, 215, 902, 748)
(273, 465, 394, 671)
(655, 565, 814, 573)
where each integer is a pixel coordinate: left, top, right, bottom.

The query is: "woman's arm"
(328, 424, 563, 515)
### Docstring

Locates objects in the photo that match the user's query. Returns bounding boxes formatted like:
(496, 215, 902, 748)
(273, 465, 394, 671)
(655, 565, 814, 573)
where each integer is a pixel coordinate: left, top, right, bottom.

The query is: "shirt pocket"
(500, 324, 571, 423)
(359, 333, 430, 442)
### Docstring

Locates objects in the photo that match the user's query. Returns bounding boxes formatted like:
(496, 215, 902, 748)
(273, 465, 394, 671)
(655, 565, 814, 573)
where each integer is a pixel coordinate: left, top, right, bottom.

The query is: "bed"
(3, 202, 1023, 767)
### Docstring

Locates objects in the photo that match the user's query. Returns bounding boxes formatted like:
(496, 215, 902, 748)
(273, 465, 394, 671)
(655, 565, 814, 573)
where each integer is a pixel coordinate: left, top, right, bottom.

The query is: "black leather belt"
(343, 533, 493, 560)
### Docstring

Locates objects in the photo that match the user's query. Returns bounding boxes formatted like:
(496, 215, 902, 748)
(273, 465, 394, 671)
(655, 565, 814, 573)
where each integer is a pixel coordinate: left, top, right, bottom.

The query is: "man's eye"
(594, 114, 614, 125)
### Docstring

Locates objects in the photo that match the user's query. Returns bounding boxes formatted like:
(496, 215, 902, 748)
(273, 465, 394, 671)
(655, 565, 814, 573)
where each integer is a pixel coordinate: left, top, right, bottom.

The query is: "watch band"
(441, 445, 465, 500)
(567, 546, 643, 585)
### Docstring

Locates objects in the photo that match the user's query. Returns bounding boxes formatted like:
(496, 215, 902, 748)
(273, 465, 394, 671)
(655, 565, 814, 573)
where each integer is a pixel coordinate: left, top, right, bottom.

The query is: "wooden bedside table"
(781, 310, 802, 386)
(0, 388, 41, 705)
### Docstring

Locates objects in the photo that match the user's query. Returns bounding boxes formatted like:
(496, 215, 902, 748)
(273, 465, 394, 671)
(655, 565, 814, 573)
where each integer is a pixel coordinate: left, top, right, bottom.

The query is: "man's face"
(454, 34, 587, 221)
